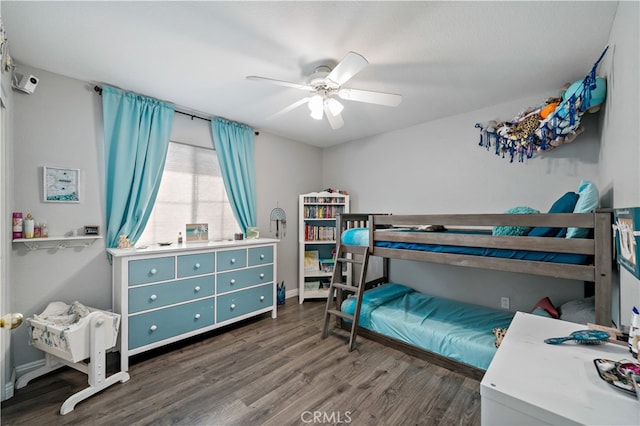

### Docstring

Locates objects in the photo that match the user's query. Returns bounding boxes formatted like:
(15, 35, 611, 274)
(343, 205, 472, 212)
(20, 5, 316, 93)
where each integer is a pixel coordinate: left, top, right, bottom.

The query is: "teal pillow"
(528, 192, 579, 237)
(566, 181, 599, 238)
(532, 307, 552, 318)
(493, 206, 540, 236)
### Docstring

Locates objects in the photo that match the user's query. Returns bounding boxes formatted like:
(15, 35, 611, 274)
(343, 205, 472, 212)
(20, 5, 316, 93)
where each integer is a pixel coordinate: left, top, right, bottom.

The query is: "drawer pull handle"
(194, 263, 200, 269)
(194, 313, 201, 319)
(260, 254, 265, 260)
(259, 273, 265, 279)
(230, 279, 236, 285)
(150, 268, 157, 275)
(194, 286, 201, 292)
(230, 258, 236, 264)
(150, 294, 158, 301)
(230, 303, 236, 310)
(150, 325, 158, 332)
(260, 296, 265, 301)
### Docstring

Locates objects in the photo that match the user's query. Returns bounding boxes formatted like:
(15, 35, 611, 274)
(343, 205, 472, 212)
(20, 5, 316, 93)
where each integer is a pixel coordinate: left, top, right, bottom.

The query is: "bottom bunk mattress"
(341, 283, 514, 370)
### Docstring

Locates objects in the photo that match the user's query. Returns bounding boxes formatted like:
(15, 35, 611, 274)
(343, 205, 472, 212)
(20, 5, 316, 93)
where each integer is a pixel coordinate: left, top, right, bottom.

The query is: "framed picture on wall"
(43, 166, 80, 203)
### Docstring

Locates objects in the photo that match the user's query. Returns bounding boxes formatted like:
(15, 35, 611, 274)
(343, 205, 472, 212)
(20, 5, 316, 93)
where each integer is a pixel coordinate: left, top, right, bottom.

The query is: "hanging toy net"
(476, 46, 608, 163)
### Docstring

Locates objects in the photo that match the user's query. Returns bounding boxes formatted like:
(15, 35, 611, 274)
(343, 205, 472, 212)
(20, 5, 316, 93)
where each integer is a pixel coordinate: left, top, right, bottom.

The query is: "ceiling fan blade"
(267, 97, 311, 120)
(326, 51, 369, 86)
(246, 76, 314, 92)
(338, 88, 402, 107)
(324, 103, 344, 130)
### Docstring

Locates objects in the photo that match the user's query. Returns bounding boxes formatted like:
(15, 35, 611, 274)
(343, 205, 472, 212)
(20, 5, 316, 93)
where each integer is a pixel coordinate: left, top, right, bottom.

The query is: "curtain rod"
(93, 86, 259, 135)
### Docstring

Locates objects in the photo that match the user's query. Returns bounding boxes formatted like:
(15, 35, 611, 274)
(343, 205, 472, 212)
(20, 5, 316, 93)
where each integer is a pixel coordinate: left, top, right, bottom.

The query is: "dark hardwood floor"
(1, 299, 481, 425)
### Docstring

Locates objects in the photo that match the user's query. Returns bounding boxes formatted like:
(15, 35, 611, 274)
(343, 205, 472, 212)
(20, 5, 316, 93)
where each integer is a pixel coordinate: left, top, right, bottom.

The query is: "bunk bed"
(336, 210, 613, 379)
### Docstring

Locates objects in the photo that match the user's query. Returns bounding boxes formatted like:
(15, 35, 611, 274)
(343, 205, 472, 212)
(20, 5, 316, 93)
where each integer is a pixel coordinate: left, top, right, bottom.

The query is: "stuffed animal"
(117, 235, 133, 249)
(492, 327, 508, 348)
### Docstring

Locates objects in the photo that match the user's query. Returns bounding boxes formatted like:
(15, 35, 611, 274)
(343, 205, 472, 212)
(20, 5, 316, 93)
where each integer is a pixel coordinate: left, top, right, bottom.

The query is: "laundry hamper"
(16, 301, 130, 415)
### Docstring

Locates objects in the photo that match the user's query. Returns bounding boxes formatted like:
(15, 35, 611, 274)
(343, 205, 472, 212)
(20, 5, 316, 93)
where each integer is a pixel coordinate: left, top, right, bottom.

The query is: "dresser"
(481, 312, 639, 425)
(109, 239, 277, 372)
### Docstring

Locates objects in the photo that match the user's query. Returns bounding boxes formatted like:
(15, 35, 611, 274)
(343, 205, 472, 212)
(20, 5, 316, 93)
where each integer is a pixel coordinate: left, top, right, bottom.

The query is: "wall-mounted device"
(12, 73, 39, 94)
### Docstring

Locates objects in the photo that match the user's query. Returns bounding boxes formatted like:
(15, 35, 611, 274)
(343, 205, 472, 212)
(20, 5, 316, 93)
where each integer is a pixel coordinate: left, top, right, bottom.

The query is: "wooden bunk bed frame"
(336, 210, 613, 379)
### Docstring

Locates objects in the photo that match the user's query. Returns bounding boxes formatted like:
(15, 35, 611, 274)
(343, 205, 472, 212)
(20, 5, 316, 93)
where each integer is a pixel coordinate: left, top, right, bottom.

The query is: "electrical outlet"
(501, 297, 510, 310)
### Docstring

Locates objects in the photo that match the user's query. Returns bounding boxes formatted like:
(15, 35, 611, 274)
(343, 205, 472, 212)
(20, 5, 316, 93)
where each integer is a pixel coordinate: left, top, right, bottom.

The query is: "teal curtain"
(211, 117, 257, 234)
(102, 86, 174, 248)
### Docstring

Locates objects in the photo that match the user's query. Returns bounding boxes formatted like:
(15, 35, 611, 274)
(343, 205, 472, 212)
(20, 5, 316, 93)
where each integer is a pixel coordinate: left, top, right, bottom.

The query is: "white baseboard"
(2, 369, 16, 401)
(14, 358, 46, 378)
(285, 288, 298, 299)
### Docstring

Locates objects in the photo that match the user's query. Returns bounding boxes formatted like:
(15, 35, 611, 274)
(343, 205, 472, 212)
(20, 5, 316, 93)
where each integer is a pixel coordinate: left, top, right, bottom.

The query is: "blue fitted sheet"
(341, 228, 589, 264)
(341, 283, 514, 370)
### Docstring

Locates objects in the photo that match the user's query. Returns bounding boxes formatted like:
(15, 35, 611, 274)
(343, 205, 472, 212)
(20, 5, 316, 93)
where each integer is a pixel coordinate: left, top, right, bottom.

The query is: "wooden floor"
(1, 299, 481, 425)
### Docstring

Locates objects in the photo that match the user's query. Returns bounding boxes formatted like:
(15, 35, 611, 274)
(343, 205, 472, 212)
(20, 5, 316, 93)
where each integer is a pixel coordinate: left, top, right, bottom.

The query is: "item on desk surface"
(84, 225, 99, 236)
(594, 358, 640, 397)
(544, 329, 610, 345)
(117, 235, 133, 249)
(186, 223, 208, 242)
(158, 242, 172, 246)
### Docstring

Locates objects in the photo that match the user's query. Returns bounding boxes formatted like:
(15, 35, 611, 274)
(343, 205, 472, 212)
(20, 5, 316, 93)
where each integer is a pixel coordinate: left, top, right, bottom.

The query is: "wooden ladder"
(321, 244, 370, 351)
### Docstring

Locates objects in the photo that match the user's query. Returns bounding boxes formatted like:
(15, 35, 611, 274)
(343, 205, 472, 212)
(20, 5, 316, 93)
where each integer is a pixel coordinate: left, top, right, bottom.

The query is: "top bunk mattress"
(341, 283, 514, 370)
(341, 227, 589, 264)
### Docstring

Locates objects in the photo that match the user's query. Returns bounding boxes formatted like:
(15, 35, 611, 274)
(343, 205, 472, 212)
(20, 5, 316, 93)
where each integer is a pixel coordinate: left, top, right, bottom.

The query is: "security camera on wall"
(12, 73, 39, 94)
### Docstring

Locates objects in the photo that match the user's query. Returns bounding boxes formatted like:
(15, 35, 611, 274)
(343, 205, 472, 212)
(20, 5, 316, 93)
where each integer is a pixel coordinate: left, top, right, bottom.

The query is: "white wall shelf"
(12, 236, 103, 251)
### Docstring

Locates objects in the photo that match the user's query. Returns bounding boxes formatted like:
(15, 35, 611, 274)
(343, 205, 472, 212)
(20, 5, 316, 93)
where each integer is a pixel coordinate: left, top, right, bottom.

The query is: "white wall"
(323, 92, 602, 312)
(254, 132, 323, 298)
(8, 65, 323, 369)
(598, 0, 640, 327)
(10, 65, 109, 367)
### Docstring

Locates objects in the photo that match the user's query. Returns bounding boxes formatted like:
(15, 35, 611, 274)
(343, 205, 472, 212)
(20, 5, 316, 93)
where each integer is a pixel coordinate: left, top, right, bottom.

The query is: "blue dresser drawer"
(128, 275, 214, 313)
(217, 265, 273, 294)
(217, 283, 273, 323)
(129, 257, 175, 285)
(128, 298, 214, 350)
(248, 246, 274, 266)
(177, 253, 215, 278)
(217, 249, 246, 272)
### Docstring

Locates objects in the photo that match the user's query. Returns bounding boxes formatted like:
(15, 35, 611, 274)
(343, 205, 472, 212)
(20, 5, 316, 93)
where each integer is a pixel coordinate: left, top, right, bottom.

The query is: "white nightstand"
(481, 311, 639, 425)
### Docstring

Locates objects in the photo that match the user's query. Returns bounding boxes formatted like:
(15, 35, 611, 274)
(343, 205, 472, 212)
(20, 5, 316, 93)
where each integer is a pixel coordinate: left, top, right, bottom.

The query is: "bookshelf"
(298, 191, 349, 303)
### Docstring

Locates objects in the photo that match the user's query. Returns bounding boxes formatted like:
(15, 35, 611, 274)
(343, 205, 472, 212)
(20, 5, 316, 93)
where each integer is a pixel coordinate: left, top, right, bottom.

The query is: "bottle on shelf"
(12, 212, 23, 239)
(23, 213, 35, 239)
(41, 222, 48, 238)
(178, 232, 183, 244)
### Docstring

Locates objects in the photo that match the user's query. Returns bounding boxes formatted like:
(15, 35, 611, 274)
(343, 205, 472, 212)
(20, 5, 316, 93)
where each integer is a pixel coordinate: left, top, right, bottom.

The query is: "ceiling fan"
(247, 51, 402, 130)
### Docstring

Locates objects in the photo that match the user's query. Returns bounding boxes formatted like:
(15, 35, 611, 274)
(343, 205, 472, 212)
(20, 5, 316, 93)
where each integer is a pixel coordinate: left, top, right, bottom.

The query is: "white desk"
(481, 311, 639, 425)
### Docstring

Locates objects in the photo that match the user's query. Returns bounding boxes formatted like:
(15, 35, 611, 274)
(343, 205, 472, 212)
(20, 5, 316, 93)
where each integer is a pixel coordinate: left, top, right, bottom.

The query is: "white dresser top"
(481, 311, 639, 425)
(107, 237, 278, 257)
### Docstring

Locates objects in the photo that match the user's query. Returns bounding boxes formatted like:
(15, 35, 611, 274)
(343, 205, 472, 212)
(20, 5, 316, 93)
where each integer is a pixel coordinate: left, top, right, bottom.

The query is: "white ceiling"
(2, 1, 618, 148)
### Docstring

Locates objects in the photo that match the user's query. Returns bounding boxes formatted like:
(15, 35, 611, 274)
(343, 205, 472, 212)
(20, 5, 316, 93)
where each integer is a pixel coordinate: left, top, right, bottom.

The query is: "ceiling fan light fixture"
(325, 98, 344, 116)
(308, 95, 324, 120)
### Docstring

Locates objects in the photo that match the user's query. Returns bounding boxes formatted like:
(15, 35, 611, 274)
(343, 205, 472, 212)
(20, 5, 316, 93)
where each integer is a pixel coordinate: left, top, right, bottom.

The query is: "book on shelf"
(304, 250, 320, 272)
(304, 225, 336, 241)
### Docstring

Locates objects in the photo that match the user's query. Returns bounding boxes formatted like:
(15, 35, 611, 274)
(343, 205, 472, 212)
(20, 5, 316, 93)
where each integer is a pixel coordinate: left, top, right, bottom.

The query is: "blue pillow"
(528, 192, 579, 237)
(493, 206, 540, 236)
(566, 181, 599, 238)
(532, 307, 553, 318)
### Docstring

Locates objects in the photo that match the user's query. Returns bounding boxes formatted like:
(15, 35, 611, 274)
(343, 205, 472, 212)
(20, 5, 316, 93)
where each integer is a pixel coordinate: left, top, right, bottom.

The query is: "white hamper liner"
(28, 301, 121, 363)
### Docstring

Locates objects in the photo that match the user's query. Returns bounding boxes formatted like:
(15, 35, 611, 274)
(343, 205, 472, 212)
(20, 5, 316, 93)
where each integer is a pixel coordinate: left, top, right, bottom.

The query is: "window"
(138, 141, 240, 245)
